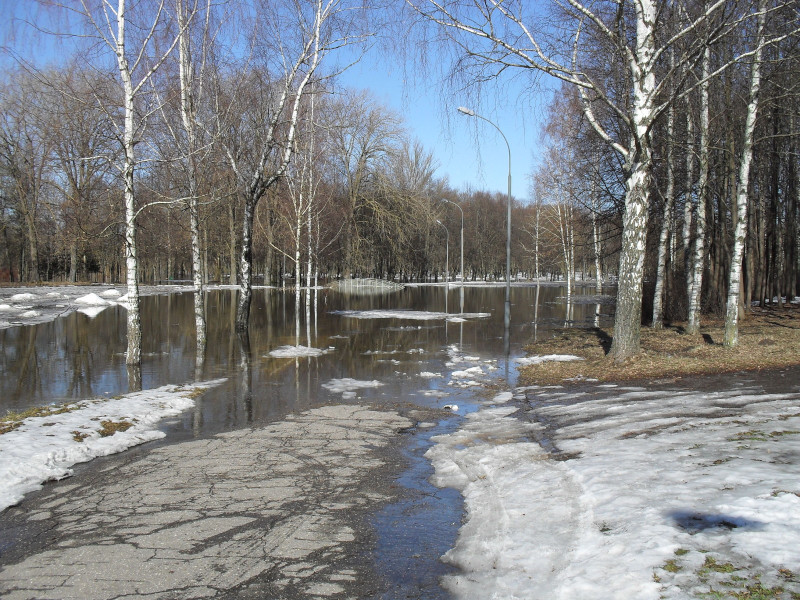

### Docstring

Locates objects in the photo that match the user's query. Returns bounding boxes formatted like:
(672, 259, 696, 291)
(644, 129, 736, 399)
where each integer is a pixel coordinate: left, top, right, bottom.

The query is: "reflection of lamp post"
(436, 219, 449, 284)
(441, 198, 464, 288)
(458, 106, 512, 342)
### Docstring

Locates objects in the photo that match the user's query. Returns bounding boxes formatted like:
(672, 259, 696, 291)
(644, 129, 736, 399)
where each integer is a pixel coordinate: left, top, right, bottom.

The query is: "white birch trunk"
(687, 46, 711, 335)
(652, 50, 677, 329)
(725, 1, 765, 347)
(592, 190, 602, 325)
(592, 182, 602, 295)
(116, 0, 142, 375)
(609, 0, 657, 361)
(177, 0, 206, 369)
(683, 105, 695, 300)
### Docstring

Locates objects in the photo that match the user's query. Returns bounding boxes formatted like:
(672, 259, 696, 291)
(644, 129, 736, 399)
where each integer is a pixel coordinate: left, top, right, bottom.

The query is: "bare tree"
(220, 0, 361, 333)
(724, 0, 767, 346)
(326, 89, 404, 277)
(0, 71, 54, 283)
(406, 0, 771, 360)
(36, 0, 202, 381)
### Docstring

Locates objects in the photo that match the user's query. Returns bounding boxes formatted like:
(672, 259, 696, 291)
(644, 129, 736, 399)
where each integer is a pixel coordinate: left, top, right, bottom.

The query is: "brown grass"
(98, 420, 133, 437)
(1, 404, 77, 435)
(519, 305, 800, 386)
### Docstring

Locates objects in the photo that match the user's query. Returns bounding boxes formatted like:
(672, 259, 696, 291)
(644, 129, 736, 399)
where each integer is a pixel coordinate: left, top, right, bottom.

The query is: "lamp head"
(457, 106, 476, 117)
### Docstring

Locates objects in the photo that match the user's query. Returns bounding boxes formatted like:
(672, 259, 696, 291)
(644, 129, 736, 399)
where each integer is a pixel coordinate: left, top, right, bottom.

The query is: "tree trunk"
(724, 0, 764, 347)
(687, 46, 711, 335)
(117, 0, 142, 377)
(228, 202, 237, 284)
(236, 195, 255, 332)
(608, 0, 656, 362)
(610, 159, 651, 361)
(653, 69, 676, 329)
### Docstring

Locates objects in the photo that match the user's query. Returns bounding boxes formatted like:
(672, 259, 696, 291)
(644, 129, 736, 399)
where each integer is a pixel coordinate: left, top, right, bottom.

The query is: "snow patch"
(322, 378, 384, 396)
(428, 383, 800, 599)
(268, 345, 330, 358)
(333, 309, 490, 321)
(516, 354, 583, 366)
(0, 379, 226, 513)
(10, 293, 37, 302)
(74, 293, 111, 306)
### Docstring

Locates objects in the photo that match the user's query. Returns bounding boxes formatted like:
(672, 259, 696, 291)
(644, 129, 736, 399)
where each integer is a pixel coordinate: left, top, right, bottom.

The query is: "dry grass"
(98, 420, 133, 437)
(0, 404, 76, 435)
(519, 305, 800, 386)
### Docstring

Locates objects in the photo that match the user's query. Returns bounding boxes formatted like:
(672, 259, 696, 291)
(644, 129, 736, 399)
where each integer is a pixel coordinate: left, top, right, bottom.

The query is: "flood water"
(0, 282, 613, 598)
(1, 283, 614, 424)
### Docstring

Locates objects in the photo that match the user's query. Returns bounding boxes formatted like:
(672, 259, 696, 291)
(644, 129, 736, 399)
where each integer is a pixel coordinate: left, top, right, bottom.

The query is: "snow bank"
(74, 293, 111, 306)
(9, 293, 37, 302)
(0, 379, 225, 513)
(429, 383, 800, 599)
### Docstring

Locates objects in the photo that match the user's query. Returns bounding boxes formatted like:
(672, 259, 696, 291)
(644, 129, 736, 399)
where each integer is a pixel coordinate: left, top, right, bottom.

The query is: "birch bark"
(686, 45, 711, 335)
(608, 0, 657, 361)
(724, 0, 766, 347)
(652, 51, 677, 329)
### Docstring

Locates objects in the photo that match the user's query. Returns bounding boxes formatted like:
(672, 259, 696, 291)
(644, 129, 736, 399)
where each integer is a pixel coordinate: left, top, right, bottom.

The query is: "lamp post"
(441, 198, 464, 288)
(457, 106, 512, 345)
(436, 219, 449, 284)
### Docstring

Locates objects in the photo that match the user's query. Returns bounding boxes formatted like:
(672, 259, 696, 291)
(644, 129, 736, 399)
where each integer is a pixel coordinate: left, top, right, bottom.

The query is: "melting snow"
(333, 309, 490, 321)
(268, 345, 331, 358)
(516, 354, 583, 365)
(321, 378, 384, 399)
(75, 293, 112, 305)
(428, 381, 800, 599)
(0, 379, 226, 513)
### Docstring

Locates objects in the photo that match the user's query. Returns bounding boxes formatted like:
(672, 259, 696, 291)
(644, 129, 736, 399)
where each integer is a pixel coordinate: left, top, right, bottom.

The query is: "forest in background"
(1, 0, 799, 363)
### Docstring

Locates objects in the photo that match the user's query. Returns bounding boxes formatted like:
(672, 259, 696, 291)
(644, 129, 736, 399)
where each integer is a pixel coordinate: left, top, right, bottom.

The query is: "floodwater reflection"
(0, 284, 614, 431)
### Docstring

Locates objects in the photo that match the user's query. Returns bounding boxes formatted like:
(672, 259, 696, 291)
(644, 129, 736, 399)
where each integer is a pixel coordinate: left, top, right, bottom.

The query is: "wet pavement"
(0, 403, 455, 599)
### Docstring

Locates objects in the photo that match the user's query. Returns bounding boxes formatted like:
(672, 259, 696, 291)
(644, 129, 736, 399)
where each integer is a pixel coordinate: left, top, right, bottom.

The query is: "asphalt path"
(0, 403, 448, 599)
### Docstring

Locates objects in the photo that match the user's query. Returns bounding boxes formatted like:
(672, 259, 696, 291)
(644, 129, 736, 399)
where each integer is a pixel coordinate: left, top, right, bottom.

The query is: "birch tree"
(724, 0, 766, 347)
(155, 0, 214, 368)
(686, 45, 712, 335)
(407, 0, 757, 360)
(652, 51, 677, 329)
(221, 0, 357, 333)
(46, 0, 200, 378)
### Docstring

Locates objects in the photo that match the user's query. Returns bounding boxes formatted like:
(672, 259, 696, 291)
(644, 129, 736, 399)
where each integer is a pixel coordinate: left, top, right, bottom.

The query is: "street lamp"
(436, 219, 449, 285)
(457, 106, 512, 342)
(441, 198, 464, 288)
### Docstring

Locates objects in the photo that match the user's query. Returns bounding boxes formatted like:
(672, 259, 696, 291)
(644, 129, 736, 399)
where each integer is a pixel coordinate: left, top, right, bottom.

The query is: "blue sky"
(336, 47, 549, 203)
(1, 0, 550, 203)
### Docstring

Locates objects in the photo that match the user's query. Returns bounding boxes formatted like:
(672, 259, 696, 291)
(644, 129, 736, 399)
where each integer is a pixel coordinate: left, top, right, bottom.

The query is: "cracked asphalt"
(0, 404, 432, 599)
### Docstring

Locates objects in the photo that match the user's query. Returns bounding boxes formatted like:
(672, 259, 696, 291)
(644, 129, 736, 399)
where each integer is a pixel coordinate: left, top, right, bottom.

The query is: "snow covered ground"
(0, 379, 226, 512)
(428, 376, 800, 599)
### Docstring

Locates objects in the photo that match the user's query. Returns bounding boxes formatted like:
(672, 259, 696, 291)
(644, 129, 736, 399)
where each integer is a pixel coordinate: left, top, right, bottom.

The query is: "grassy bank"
(518, 304, 800, 386)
